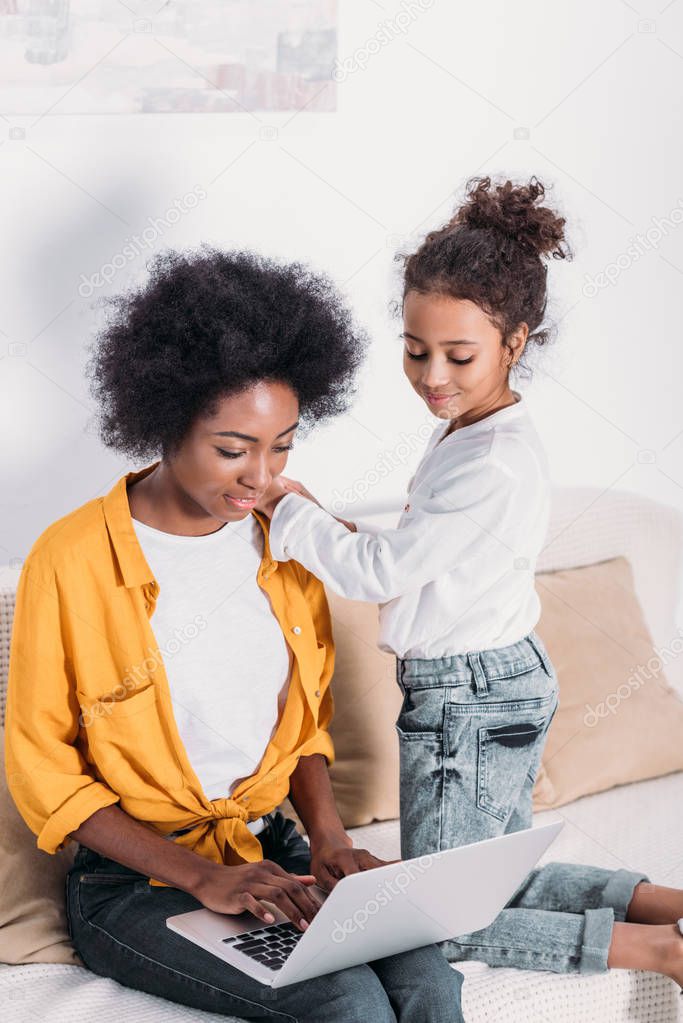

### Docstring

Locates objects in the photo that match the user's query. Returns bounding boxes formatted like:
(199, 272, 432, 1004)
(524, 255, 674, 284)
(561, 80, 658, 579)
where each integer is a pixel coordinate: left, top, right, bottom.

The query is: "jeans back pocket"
(476, 709, 552, 822)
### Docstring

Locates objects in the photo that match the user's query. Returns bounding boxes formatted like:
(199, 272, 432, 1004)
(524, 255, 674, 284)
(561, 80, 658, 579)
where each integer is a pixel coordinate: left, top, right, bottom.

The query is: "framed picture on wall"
(0, 0, 337, 114)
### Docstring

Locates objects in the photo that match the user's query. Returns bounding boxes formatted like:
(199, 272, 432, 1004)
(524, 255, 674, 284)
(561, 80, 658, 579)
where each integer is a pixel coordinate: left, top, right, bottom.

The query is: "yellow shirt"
(4, 463, 335, 887)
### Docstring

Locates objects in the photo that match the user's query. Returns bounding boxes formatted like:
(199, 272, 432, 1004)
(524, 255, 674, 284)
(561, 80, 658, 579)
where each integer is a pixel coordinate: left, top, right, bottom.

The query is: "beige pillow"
(325, 593, 402, 827)
(532, 556, 683, 809)
(0, 728, 83, 966)
(312, 557, 683, 827)
(279, 591, 400, 831)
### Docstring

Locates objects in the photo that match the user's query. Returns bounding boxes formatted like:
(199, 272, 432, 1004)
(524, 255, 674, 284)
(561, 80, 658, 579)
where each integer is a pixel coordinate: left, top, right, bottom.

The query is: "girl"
(6, 247, 465, 1023)
(258, 177, 683, 989)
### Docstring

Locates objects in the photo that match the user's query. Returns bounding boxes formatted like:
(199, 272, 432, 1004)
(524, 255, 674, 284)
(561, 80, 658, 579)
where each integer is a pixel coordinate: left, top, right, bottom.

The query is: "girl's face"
(401, 290, 525, 422)
(167, 380, 300, 525)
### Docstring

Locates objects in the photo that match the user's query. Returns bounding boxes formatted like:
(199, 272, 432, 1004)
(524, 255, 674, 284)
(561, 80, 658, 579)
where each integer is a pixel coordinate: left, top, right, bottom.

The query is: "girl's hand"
(255, 477, 322, 520)
(255, 478, 291, 519)
(271, 477, 357, 531)
(277, 476, 323, 509)
(192, 859, 322, 932)
(256, 476, 356, 531)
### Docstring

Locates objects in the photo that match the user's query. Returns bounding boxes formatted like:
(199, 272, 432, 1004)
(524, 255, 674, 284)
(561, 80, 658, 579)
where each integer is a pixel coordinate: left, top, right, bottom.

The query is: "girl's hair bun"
(450, 175, 571, 260)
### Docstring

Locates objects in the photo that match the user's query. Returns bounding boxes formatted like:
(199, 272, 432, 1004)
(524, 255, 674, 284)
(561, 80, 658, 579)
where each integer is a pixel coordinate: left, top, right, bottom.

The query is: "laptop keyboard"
(222, 922, 303, 971)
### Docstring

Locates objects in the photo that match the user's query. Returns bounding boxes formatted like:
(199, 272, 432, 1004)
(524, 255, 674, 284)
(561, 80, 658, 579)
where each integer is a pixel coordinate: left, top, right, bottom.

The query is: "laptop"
(167, 818, 563, 988)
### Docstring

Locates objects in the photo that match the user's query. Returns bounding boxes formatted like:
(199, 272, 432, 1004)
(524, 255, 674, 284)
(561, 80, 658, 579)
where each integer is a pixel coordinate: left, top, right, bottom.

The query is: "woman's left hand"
(309, 838, 394, 892)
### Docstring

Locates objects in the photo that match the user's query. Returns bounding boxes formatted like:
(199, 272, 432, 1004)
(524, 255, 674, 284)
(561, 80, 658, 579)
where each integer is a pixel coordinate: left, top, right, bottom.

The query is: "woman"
(5, 247, 465, 1023)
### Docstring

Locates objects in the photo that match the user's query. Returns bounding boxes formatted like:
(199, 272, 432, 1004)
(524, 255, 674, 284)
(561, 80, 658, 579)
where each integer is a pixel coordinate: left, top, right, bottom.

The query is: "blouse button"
(291, 625, 302, 635)
(314, 690, 321, 698)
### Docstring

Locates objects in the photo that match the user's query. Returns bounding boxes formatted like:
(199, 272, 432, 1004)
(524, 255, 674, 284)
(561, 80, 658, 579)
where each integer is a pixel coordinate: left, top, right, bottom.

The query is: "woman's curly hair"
(397, 175, 572, 375)
(86, 245, 368, 461)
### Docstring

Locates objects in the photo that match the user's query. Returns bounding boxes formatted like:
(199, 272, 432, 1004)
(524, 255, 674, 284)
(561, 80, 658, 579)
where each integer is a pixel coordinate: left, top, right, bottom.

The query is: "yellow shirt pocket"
(82, 682, 184, 795)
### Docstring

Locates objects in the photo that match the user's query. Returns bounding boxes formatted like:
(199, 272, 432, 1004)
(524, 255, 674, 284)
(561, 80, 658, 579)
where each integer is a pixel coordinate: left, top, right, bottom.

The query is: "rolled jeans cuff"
(603, 868, 651, 922)
(579, 869, 651, 975)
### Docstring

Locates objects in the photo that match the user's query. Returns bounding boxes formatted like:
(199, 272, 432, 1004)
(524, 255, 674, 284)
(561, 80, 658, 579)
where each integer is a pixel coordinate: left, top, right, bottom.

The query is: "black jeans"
(65, 811, 465, 1023)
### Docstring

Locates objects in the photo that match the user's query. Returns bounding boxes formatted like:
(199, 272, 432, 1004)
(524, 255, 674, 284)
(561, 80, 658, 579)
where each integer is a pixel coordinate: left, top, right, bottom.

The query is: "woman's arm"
(289, 753, 391, 891)
(69, 803, 212, 893)
(4, 557, 121, 853)
(288, 753, 351, 850)
(69, 803, 322, 929)
(267, 460, 515, 603)
(5, 556, 321, 930)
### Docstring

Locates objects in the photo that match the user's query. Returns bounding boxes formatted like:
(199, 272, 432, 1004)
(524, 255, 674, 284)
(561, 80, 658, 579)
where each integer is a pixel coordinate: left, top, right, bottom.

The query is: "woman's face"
(401, 290, 523, 421)
(167, 380, 300, 524)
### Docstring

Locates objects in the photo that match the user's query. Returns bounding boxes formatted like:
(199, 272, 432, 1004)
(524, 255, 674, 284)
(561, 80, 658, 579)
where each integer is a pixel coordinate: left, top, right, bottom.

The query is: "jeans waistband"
(164, 813, 272, 841)
(397, 630, 554, 688)
(75, 812, 276, 871)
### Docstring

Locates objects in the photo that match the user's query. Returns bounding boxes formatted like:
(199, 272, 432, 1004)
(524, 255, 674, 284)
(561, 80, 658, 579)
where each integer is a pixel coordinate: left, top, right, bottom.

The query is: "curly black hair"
(85, 246, 368, 461)
(396, 175, 573, 376)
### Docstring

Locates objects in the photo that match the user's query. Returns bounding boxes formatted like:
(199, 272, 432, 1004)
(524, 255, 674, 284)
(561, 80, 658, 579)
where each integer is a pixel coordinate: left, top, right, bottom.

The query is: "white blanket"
(4, 772, 682, 1023)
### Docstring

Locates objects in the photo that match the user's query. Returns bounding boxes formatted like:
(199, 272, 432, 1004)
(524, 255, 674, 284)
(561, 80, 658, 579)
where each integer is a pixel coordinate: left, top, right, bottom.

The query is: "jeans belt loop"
(396, 657, 406, 694)
(526, 631, 553, 678)
(467, 650, 489, 697)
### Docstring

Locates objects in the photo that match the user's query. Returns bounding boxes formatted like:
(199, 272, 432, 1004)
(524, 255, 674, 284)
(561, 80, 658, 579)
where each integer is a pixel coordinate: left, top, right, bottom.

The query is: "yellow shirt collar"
(102, 460, 278, 589)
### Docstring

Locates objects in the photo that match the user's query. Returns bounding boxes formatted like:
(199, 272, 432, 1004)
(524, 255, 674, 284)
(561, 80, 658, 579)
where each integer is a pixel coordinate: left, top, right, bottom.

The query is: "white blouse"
(268, 391, 552, 659)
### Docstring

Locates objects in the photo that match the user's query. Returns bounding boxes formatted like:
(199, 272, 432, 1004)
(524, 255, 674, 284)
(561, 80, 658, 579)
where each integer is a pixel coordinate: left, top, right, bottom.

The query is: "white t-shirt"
(269, 391, 551, 659)
(131, 512, 292, 829)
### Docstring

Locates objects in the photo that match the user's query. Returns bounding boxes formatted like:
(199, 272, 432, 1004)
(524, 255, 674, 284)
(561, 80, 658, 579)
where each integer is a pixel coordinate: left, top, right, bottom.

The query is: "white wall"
(2, 0, 683, 586)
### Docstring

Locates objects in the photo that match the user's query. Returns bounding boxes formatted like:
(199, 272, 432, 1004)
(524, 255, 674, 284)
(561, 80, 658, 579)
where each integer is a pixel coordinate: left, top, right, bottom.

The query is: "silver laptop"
(167, 819, 563, 989)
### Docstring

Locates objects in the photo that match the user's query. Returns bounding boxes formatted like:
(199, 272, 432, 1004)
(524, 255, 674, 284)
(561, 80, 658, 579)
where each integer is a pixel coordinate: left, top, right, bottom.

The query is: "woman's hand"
(191, 859, 322, 931)
(309, 837, 393, 893)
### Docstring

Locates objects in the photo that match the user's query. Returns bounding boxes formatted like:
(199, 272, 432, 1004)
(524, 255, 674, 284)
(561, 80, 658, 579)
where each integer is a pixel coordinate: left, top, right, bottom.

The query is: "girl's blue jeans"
(395, 629, 650, 975)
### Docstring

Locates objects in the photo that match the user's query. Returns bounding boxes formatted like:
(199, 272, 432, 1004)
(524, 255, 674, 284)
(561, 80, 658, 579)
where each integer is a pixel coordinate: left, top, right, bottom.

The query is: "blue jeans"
(396, 629, 650, 975)
(65, 811, 465, 1023)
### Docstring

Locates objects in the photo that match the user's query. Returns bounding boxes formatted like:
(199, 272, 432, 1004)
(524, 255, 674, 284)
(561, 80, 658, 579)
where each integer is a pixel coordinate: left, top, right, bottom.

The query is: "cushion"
(278, 590, 400, 831)
(0, 729, 83, 966)
(318, 557, 683, 824)
(532, 556, 683, 808)
(325, 592, 402, 827)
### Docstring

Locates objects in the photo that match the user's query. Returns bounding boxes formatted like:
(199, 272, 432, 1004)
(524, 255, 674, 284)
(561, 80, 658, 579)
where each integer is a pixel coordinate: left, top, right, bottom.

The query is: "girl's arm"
(268, 459, 516, 603)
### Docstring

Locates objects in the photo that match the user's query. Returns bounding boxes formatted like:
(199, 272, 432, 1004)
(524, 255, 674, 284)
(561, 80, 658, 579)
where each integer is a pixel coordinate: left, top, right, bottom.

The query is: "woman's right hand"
(191, 859, 322, 931)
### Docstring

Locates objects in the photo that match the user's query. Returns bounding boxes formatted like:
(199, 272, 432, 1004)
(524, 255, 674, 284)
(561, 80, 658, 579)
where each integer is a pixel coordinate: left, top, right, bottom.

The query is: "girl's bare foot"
(608, 921, 683, 989)
(661, 923, 683, 991)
